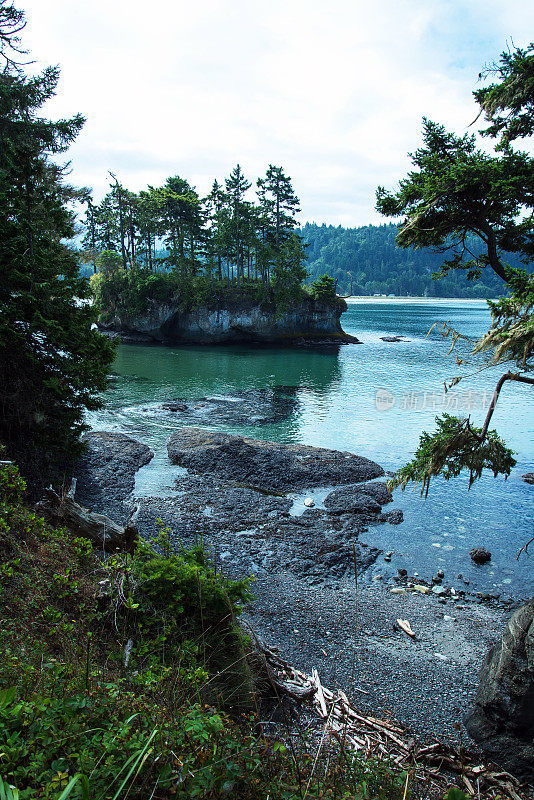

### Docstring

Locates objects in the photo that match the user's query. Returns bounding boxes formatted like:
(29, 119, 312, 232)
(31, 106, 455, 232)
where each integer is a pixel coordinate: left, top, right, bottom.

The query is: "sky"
(19, 0, 534, 227)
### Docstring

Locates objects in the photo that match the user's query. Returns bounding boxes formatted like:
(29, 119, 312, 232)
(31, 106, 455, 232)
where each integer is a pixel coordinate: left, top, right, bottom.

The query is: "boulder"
(357, 481, 393, 505)
(324, 486, 382, 515)
(166, 428, 384, 492)
(464, 599, 534, 783)
(384, 509, 403, 525)
(522, 473, 534, 485)
(470, 547, 491, 564)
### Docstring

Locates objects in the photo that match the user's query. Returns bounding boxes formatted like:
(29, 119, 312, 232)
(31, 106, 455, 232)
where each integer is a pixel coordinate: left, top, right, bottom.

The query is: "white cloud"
(20, 0, 533, 226)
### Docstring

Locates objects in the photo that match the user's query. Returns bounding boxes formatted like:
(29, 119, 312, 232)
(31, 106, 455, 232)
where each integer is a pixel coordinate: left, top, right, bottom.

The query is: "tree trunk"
(35, 481, 139, 553)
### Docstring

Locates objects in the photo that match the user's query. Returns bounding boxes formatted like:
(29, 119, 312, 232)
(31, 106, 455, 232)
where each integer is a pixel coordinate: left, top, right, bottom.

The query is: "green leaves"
(310, 274, 336, 301)
(376, 119, 534, 286)
(389, 413, 517, 496)
(0, 16, 115, 486)
(0, 687, 17, 710)
(475, 43, 534, 147)
(376, 44, 533, 496)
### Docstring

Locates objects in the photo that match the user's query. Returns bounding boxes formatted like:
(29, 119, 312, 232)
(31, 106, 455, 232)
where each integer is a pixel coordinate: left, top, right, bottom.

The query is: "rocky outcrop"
(166, 428, 384, 491)
(324, 482, 393, 515)
(464, 599, 534, 783)
(75, 431, 154, 509)
(98, 297, 358, 345)
(161, 386, 299, 426)
(470, 547, 492, 564)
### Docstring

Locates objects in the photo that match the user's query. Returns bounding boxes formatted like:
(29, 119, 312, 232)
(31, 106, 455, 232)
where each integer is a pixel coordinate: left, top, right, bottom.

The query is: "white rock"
(304, 497, 315, 507)
(413, 584, 430, 594)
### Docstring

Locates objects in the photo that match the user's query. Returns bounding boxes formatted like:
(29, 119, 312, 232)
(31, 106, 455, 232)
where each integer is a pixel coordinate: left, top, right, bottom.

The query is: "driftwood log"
(35, 479, 139, 553)
(250, 631, 532, 800)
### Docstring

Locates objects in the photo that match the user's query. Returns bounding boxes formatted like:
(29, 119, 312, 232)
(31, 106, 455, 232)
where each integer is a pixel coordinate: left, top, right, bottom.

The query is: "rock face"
(98, 297, 358, 345)
(75, 431, 154, 509)
(465, 599, 534, 783)
(167, 428, 384, 491)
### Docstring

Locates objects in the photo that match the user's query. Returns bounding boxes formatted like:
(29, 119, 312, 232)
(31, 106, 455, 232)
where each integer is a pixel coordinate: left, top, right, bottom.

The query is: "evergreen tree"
(224, 164, 251, 286)
(159, 176, 204, 275)
(376, 44, 534, 495)
(257, 165, 307, 290)
(0, 1, 115, 486)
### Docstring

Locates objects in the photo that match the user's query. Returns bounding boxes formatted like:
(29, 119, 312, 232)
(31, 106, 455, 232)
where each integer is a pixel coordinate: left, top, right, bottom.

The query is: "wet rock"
(380, 336, 408, 342)
(357, 481, 393, 505)
(465, 599, 534, 783)
(522, 473, 534, 485)
(470, 547, 492, 564)
(162, 400, 189, 412)
(75, 431, 154, 508)
(384, 509, 403, 525)
(161, 387, 299, 426)
(324, 487, 382, 515)
(167, 428, 384, 491)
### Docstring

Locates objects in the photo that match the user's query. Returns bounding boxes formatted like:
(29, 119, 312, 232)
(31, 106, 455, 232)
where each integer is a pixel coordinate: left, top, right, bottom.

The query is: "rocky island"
(97, 294, 358, 345)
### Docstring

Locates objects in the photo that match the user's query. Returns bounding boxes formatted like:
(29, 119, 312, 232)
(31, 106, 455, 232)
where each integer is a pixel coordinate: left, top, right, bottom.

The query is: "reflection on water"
(89, 300, 534, 598)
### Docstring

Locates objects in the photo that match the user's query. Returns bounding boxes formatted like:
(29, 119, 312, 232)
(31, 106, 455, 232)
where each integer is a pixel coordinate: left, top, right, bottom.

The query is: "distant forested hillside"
(300, 222, 527, 298)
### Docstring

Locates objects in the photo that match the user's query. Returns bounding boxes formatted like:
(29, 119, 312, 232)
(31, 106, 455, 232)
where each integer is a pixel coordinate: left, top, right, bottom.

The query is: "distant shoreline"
(343, 296, 489, 303)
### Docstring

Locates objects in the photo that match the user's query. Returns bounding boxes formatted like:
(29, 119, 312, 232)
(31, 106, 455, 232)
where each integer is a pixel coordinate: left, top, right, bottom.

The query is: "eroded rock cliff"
(98, 297, 357, 345)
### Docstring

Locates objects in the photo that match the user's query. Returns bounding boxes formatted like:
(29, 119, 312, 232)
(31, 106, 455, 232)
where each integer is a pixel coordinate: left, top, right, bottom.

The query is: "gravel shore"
(74, 429, 509, 745)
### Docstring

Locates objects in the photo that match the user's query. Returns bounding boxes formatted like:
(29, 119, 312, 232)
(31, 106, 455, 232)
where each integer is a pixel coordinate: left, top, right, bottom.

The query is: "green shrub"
(310, 273, 337, 301)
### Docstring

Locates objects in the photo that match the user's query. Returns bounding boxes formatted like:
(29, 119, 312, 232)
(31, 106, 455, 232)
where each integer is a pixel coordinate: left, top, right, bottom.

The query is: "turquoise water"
(89, 299, 534, 598)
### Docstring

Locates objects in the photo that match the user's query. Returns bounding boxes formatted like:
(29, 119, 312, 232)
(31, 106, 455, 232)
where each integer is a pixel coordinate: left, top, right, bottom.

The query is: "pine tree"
(257, 165, 307, 289)
(376, 44, 534, 495)
(224, 164, 252, 286)
(0, 1, 115, 486)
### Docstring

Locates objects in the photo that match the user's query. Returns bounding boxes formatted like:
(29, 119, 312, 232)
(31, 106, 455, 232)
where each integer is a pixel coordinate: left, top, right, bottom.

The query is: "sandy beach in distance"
(344, 296, 489, 303)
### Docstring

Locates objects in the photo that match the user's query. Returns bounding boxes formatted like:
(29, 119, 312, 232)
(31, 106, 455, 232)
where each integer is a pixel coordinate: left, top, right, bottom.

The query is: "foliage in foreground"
(0, 461, 410, 800)
(388, 413, 516, 496)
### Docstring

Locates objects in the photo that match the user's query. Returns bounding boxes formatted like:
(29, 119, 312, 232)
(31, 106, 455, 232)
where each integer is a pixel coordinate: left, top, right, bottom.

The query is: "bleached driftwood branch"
(255, 637, 528, 800)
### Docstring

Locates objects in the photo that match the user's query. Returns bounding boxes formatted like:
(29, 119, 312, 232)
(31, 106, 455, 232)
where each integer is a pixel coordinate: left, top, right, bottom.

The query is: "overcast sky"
(20, 0, 533, 226)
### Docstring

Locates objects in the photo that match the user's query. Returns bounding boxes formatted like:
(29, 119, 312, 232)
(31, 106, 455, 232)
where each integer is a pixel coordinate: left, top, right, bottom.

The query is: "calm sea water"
(88, 299, 534, 598)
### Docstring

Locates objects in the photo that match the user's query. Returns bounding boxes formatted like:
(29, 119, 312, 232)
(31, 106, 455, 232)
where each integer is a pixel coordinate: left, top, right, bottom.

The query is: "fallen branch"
(35, 481, 139, 553)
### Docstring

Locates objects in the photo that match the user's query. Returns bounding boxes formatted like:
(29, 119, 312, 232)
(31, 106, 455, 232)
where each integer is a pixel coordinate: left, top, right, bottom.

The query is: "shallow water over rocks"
(87, 299, 534, 600)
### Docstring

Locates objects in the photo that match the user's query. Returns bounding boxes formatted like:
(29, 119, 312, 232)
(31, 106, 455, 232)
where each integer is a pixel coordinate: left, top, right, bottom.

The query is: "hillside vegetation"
(300, 222, 527, 298)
